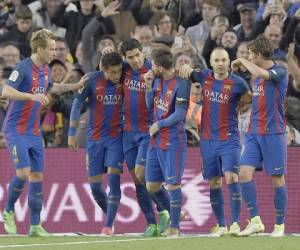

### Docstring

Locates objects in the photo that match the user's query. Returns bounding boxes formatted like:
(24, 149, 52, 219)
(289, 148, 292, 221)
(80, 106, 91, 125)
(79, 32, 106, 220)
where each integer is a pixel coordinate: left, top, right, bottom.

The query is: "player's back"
(3, 58, 51, 136)
(192, 69, 249, 140)
(248, 64, 288, 134)
(85, 71, 123, 140)
(122, 59, 153, 133)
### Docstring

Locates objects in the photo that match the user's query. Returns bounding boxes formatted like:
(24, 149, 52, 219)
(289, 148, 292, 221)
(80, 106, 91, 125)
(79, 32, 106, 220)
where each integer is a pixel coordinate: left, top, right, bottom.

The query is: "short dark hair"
(101, 52, 123, 69)
(49, 59, 67, 70)
(120, 38, 142, 56)
(15, 5, 32, 20)
(151, 46, 173, 69)
(248, 35, 273, 59)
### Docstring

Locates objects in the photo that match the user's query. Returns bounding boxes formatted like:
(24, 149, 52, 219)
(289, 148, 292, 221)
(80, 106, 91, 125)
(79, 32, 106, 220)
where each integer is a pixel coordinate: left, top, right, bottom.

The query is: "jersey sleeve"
(268, 66, 287, 84)
(175, 78, 191, 111)
(190, 69, 209, 86)
(6, 64, 25, 89)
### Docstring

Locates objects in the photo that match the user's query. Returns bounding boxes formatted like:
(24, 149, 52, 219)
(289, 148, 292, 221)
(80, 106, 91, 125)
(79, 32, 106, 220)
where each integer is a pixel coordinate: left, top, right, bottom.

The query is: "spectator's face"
(269, 13, 285, 27)
(46, 0, 63, 16)
(80, 0, 94, 14)
(16, 18, 32, 33)
(151, 61, 163, 77)
(40, 39, 57, 64)
(236, 43, 249, 59)
(264, 26, 282, 49)
(51, 64, 67, 83)
(240, 10, 256, 28)
(210, 49, 230, 76)
(55, 41, 68, 62)
(202, 3, 220, 23)
(103, 64, 122, 84)
(2, 45, 20, 67)
(97, 39, 115, 53)
(175, 54, 193, 69)
(157, 14, 172, 36)
(124, 48, 144, 70)
(221, 31, 238, 48)
(136, 27, 153, 47)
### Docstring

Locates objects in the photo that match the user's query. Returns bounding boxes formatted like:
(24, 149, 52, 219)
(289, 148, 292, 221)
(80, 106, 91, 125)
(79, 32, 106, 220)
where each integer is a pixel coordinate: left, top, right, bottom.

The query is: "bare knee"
(224, 172, 238, 185)
(146, 182, 161, 194)
(209, 177, 222, 189)
(16, 167, 30, 180)
(29, 172, 43, 182)
(135, 165, 145, 184)
(88, 175, 103, 183)
(272, 175, 285, 188)
(239, 166, 255, 183)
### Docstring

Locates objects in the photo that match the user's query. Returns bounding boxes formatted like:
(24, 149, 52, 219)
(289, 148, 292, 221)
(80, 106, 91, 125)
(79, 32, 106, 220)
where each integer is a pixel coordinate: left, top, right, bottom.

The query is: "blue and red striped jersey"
(248, 64, 288, 134)
(3, 58, 52, 136)
(148, 76, 190, 150)
(191, 69, 249, 140)
(122, 59, 153, 132)
(71, 71, 123, 140)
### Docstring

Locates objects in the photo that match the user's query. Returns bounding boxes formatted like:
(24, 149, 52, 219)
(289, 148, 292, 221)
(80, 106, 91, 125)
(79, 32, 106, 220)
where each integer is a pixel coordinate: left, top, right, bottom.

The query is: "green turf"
(0, 236, 299, 250)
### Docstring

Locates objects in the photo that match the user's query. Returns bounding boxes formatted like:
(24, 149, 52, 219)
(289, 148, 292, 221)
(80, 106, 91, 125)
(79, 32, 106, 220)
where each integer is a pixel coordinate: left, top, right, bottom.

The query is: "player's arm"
(49, 74, 89, 95)
(149, 80, 190, 136)
(231, 58, 270, 80)
(178, 64, 206, 83)
(144, 70, 155, 109)
(68, 82, 91, 151)
(1, 84, 49, 105)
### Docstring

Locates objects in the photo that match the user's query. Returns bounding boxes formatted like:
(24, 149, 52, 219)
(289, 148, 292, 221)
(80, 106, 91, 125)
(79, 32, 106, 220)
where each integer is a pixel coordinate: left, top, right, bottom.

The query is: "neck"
(214, 71, 229, 80)
(162, 68, 175, 80)
(203, 20, 212, 28)
(31, 54, 44, 67)
(261, 59, 275, 70)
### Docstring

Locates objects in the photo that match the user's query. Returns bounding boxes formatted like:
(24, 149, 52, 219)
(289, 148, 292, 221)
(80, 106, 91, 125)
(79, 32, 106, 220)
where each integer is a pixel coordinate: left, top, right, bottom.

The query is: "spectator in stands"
(285, 96, 300, 132)
(185, 0, 221, 53)
(286, 122, 300, 146)
(132, 25, 154, 57)
(220, 28, 239, 61)
(264, 24, 286, 60)
(55, 37, 72, 63)
(234, 3, 257, 41)
(0, 5, 32, 57)
(151, 11, 176, 38)
(1, 43, 20, 67)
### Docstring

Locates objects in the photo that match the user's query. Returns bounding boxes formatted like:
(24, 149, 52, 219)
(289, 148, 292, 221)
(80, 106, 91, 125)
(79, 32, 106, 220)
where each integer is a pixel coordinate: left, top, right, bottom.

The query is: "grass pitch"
(0, 235, 299, 250)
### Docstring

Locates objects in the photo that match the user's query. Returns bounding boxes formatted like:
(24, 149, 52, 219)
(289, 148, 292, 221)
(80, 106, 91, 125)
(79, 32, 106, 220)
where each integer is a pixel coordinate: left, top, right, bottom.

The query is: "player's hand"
(144, 70, 154, 91)
(149, 122, 160, 137)
(30, 93, 49, 105)
(100, 1, 121, 18)
(78, 74, 89, 88)
(101, 46, 115, 55)
(68, 136, 78, 152)
(178, 64, 193, 79)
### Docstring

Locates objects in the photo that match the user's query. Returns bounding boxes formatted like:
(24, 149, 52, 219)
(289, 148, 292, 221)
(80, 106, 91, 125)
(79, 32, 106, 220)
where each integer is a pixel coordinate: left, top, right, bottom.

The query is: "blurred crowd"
(0, 0, 300, 147)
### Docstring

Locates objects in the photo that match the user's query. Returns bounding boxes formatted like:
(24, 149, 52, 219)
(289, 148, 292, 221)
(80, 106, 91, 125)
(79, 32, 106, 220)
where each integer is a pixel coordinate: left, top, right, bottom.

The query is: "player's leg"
(145, 147, 165, 236)
(87, 141, 107, 214)
(101, 137, 123, 235)
(135, 138, 170, 233)
(200, 139, 227, 236)
(220, 140, 242, 235)
(238, 134, 264, 236)
(124, 132, 157, 235)
(3, 136, 30, 235)
(27, 136, 50, 237)
(159, 149, 186, 237)
(261, 134, 287, 237)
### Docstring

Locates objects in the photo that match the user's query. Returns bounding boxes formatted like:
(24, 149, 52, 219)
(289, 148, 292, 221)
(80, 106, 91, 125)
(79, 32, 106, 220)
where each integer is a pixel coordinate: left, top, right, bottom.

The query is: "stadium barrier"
(0, 148, 299, 234)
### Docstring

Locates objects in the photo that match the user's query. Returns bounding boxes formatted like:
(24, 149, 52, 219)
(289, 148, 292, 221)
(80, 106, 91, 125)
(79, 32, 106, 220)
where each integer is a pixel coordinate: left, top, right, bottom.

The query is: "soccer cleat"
(209, 225, 228, 237)
(142, 224, 159, 237)
(29, 224, 51, 237)
(238, 216, 265, 236)
(2, 210, 17, 235)
(161, 227, 180, 237)
(159, 210, 170, 233)
(101, 226, 114, 236)
(270, 224, 285, 237)
(229, 222, 240, 236)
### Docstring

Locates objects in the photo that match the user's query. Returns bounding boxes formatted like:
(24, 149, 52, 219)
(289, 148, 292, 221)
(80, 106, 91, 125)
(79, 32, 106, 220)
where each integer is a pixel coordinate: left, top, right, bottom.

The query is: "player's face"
(151, 61, 163, 77)
(40, 39, 56, 64)
(103, 64, 122, 84)
(210, 49, 230, 76)
(124, 48, 144, 70)
(248, 50, 261, 65)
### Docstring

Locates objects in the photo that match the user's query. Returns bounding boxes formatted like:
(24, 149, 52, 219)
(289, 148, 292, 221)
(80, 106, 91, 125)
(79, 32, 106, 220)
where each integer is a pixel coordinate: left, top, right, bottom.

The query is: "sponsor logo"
(154, 96, 169, 112)
(204, 90, 229, 104)
(124, 79, 146, 92)
(252, 84, 265, 97)
(96, 94, 122, 105)
(32, 86, 46, 94)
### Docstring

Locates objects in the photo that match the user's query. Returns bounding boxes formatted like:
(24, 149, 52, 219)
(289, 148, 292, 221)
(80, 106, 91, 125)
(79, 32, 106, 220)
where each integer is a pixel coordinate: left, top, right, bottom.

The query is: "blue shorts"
(145, 147, 186, 185)
(239, 133, 287, 176)
(86, 136, 123, 177)
(123, 131, 149, 170)
(200, 138, 241, 180)
(6, 134, 44, 172)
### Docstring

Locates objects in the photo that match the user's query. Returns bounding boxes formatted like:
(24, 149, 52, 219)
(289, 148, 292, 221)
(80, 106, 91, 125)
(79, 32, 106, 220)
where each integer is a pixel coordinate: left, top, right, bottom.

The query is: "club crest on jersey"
(96, 94, 122, 105)
(166, 90, 172, 98)
(154, 96, 169, 112)
(9, 70, 19, 82)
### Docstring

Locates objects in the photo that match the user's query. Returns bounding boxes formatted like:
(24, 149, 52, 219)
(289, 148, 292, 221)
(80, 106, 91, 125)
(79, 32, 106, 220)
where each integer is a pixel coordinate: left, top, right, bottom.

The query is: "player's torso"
(122, 62, 152, 132)
(4, 59, 50, 136)
(88, 75, 123, 140)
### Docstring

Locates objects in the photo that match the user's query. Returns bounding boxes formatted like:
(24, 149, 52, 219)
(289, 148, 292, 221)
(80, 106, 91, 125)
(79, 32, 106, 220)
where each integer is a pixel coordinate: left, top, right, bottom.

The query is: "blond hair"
(30, 29, 57, 53)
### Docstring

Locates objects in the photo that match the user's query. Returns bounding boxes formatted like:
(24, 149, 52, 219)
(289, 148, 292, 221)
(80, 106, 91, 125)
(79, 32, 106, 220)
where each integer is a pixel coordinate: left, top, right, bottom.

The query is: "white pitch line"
(0, 235, 200, 249)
